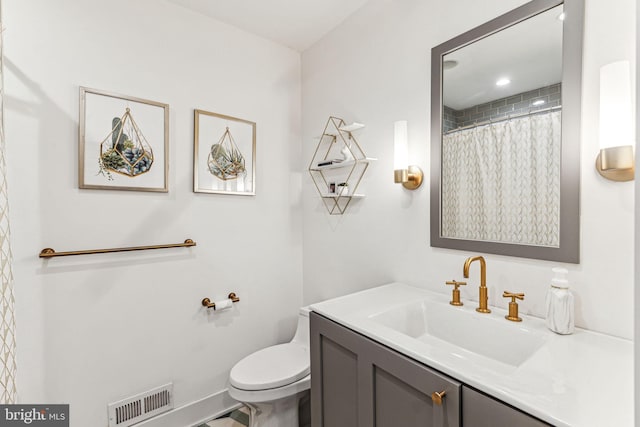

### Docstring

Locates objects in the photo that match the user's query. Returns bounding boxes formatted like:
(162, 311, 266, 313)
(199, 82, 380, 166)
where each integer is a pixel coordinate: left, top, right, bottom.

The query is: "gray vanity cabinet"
(462, 387, 550, 427)
(310, 312, 551, 427)
(311, 312, 461, 427)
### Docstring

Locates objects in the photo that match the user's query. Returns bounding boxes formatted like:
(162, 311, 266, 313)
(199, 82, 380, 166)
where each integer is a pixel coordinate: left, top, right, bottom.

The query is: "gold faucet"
(463, 256, 491, 313)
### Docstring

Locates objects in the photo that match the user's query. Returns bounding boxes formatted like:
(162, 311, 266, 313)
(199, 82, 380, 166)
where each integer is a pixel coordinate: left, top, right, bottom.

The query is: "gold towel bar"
(39, 239, 196, 258)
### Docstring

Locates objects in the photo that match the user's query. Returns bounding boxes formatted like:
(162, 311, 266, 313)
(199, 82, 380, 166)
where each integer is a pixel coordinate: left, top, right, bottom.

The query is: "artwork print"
(79, 87, 169, 192)
(194, 109, 256, 195)
(208, 126, 246, 181)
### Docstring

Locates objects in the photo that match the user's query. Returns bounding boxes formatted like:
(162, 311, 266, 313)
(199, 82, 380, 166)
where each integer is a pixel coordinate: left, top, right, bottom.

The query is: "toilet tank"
(291, 306, 310, 347)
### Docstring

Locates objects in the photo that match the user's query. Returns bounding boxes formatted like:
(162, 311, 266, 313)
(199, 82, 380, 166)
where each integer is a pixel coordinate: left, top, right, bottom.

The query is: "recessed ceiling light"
(557, 12, 566, 21)
(443, 60, 458, 70)
(532, 100, 546, 106)
(496, 78, 510, 86)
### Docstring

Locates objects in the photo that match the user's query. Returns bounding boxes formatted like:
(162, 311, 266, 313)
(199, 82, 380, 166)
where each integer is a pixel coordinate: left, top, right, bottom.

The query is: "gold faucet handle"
(502, 291, 524, 322)
(446, 280, 466, 306)
(446, 280, 467, 289)
(502, 291, 525, 302)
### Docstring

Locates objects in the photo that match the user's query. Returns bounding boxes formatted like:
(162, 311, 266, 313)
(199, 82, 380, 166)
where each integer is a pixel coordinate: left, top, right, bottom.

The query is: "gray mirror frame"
(430, 0, 583, 263)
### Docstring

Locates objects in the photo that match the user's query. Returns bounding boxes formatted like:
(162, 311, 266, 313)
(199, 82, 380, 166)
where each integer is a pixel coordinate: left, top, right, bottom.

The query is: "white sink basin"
(369, 298, 547, 366)
(310, 283, 634, 427)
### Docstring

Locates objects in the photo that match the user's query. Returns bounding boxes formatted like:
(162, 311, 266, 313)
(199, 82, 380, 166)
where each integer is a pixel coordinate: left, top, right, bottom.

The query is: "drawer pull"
(431, 390, 446, 405)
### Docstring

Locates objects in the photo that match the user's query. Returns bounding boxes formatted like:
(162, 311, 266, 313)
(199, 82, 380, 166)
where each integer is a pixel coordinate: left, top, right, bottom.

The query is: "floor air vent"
(108, 383, 173, 427)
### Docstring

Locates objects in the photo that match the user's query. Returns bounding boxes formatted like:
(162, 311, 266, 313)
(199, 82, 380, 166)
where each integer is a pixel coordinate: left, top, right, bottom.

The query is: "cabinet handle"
(431, 390, 446, 405)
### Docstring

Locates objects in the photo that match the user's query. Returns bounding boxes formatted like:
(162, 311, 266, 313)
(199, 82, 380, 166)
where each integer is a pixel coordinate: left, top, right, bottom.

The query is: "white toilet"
(228, 307, 311, 427)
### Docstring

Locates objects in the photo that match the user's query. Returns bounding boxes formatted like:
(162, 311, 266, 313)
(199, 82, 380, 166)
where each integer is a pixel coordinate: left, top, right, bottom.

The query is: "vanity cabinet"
(310, 312, 461, 426)
(461, 387, 549, 427)
(310, 312, 551, 427)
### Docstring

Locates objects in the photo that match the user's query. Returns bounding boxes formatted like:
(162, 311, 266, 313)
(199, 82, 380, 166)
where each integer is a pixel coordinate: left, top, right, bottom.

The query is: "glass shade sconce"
(596, 60, 635, 182)
(393, 120, 423, 189)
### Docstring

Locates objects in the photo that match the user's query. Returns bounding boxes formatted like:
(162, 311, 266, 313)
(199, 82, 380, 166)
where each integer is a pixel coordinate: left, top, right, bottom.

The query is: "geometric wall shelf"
(308, 116, 375, 215)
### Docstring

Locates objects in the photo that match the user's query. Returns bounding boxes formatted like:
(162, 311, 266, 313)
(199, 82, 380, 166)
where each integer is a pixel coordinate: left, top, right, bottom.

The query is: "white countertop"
(309, 283, 633, 427)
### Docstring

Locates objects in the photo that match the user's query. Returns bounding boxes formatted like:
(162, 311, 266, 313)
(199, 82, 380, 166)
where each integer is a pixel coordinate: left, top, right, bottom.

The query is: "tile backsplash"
(443, 83, 561, 132)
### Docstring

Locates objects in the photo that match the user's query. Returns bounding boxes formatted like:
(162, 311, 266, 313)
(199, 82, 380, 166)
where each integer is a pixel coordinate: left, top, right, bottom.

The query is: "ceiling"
(166, 1, 563, 108)
(443, 5, 564, 110)
(166, 0, 371, 51)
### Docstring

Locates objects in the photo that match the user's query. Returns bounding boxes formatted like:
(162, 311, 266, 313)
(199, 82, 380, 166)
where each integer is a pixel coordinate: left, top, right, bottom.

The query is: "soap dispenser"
(545, 267, 574, 334)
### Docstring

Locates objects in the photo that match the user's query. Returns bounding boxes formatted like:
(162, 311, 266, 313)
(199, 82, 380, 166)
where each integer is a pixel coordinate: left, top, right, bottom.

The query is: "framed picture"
(79, 87, 169, 192)
(194, 109, 256, 195)
(327, 181, 337, 195)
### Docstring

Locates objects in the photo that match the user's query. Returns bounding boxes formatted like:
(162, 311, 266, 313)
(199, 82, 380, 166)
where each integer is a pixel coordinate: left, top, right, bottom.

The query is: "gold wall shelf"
(39, 239, 196, 258)
(308, 116, 374, 215)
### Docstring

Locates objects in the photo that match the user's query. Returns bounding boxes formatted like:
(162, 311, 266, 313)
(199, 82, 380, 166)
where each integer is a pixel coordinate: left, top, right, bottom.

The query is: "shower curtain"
(0, 1, 17, 404)
(441, 110, 561, 247)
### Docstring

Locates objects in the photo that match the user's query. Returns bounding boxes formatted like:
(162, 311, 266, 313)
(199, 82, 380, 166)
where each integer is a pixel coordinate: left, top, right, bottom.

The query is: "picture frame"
(326, 181, 349, 196)
(327, 181, 337, 195)
(194, 109, 256, 195)
(79, 87, 169, 192)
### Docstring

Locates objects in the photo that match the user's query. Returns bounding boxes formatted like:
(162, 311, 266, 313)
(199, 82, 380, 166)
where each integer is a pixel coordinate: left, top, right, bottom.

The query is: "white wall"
(4, 0, 635, 424)
(635, 1, 639, 423)
(302, 0, 636, 340)
(5, 0, 302, 425)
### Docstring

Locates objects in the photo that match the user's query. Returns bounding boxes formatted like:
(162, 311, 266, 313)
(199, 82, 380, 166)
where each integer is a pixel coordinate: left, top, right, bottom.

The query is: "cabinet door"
(462, 387, 552, 427)
(311, 312, 461, 427)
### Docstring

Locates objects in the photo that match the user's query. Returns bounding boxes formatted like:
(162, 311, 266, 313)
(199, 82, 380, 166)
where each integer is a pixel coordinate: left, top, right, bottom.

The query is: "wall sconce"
(596, 60, 635, 182)
(393, 120, 423, 189)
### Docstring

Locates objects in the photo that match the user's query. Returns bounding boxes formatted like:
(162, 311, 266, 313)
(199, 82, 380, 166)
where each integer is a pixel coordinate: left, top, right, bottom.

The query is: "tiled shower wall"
(443, 83, 561, 132)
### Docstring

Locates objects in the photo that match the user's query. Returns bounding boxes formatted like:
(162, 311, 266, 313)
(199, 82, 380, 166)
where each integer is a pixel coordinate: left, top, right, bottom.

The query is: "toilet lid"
(230, 343, 310, 391)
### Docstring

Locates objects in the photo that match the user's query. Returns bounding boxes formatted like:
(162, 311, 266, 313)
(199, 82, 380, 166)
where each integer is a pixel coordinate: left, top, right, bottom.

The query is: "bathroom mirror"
(430, 0, 583, 263)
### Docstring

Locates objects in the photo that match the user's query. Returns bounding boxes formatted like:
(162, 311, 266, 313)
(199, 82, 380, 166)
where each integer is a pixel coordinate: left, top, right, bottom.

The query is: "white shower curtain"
(441, 110, 561, 247)
(0, 1, 17, 404)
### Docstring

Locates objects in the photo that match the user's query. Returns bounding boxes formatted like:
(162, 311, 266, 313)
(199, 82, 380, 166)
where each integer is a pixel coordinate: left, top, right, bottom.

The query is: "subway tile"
(498, 104, 515, 114)
(527, 96, 549, 108)
(507, 94, 523, 104)
(522, 89, 541, 100)
(449, 83, 564, 125)
(476, 102, 491, 112)
(540, 84, 560, 95)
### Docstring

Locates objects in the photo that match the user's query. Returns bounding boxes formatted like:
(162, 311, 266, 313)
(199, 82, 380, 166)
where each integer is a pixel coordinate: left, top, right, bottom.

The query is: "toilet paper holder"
(202, 292, 240, 310)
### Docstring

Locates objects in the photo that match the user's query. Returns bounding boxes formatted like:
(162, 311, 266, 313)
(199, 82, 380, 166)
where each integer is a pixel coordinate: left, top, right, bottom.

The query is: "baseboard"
(134, 389, 242, 427)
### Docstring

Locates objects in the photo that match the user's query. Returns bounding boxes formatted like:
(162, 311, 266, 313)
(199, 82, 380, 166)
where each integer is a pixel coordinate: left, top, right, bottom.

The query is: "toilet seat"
(228, 374, 310, 404)
(230, 343, 310, 391)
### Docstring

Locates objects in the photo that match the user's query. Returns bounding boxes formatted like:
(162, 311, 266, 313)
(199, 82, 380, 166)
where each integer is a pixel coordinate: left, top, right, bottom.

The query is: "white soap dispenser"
(545, 267, 574, 334)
